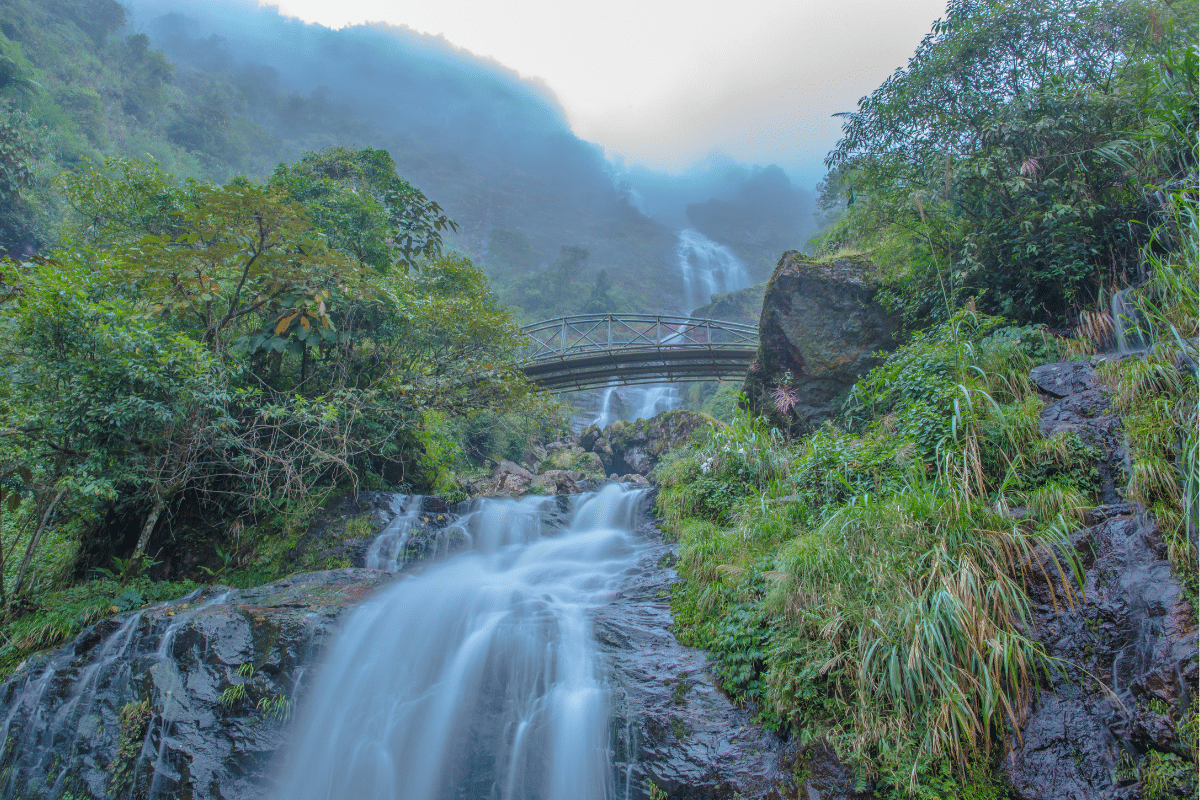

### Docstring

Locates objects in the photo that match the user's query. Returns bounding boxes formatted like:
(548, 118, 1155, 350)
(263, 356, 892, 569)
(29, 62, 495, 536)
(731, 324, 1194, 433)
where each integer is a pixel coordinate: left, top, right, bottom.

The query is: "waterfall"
(1111, 289, 1145, 354)
(592, 384, 620, 429)
(270, 485, 647, 800)
(674, 228, 750, 313)
(633, 385, 677, 420)
(364, 494, 423, 571)
(587, 384, 680, 430)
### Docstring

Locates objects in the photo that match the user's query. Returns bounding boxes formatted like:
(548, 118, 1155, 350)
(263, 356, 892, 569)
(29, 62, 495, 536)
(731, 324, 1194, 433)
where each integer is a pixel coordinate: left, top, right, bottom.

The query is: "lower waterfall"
(270, 484, 647, 800)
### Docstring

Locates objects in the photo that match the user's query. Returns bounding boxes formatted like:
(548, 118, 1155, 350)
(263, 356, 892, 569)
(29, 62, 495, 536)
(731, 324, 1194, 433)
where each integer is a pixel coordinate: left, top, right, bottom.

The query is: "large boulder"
(743, 251, 901, 430)
(579, 410, 716, 477)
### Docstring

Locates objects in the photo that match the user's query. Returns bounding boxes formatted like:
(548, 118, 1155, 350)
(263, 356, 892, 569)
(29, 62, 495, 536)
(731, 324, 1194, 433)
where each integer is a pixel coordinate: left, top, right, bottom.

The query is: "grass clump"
(110, 698, 152, 794)
(655, 309, 1094, 795)
(0, 577, 199, 679)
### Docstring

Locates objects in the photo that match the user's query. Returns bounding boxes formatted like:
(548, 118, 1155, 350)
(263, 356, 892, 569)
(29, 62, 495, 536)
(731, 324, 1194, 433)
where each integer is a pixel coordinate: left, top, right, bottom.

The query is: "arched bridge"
(520, 314, 759, 391)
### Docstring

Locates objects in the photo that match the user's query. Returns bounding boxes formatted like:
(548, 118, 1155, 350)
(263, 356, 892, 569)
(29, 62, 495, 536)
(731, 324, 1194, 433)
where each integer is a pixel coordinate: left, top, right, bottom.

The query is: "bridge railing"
(520, 314, 758, 363)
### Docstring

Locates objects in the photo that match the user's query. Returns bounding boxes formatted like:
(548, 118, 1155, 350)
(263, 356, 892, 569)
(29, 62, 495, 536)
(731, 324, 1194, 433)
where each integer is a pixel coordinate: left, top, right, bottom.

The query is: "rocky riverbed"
(0, 490, 793, 800)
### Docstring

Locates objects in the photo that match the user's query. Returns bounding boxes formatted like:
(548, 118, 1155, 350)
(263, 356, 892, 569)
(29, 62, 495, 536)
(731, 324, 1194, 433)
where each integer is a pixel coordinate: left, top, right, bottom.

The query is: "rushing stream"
(270, 484, 647, 800)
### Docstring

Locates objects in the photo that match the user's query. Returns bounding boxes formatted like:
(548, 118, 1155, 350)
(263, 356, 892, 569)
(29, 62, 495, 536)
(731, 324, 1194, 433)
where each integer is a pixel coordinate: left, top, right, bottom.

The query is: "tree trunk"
(132, 494, 169, 561)
(12, 485, 68, 600)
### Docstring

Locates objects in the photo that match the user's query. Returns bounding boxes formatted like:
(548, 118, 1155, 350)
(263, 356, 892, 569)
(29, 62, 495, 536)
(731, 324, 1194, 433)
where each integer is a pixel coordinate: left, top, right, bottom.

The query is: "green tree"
(270, 146, 456, 273)
(1, 153, 538, 575)
(814, 0, 1197, 324)
(581, 269, 614, 313)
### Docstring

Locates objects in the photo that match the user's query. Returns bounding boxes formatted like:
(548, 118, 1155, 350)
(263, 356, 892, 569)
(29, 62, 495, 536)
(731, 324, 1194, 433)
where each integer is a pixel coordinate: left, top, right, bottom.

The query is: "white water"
(364, 494, 424, 571)
(675, 228, 750, 313)
(272, 485, 646, 800)
(592, 385, 621, 429)
(588, 384, 680, 431)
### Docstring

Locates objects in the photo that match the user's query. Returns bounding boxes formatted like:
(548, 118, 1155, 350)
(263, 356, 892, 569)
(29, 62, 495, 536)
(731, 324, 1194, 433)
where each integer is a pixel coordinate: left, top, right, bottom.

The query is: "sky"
(259, 0, 948, 183)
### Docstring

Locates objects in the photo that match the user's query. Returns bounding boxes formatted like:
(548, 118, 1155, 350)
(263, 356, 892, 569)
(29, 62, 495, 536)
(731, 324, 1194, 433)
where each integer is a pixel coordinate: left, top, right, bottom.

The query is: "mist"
(123, 0, 825, 313)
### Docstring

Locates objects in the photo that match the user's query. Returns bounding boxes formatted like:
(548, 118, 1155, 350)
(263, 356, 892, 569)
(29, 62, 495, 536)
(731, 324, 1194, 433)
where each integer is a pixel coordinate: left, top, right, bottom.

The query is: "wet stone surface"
(1004, 361, 1198, 800)
(0, 570, 392, 800)
(1007, 507, 1198, 799)
(599, 524, 794, 800)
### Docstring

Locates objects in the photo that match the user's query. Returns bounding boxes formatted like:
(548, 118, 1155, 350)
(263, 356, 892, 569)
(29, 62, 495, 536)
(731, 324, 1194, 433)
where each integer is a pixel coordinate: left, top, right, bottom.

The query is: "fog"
(122, 0, 844, 310)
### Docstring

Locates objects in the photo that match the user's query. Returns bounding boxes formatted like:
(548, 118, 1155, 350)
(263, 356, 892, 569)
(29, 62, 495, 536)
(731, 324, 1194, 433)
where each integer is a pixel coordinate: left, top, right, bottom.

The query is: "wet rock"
(1004, 362, 1198, 800)
(599, 528, 794, 799)
(533, 469, 583, 494)
(1030, 361, 1098, 397)
(1007, 509, 1198, 799)
(0, 570, 393, 800)
(580, 410, 716, 478)
(488, 459, 534, 495)
(593, 435, 615, 461)
(1035, 360, 1125, 504)
(623, 445, 652, 475)
(520, 443, 547, 473)
(742, 251, 901, 431)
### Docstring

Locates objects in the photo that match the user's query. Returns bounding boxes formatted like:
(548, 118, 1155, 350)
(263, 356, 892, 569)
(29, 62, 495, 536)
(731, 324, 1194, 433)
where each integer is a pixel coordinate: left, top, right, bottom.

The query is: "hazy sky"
(261, 0, 947, 182)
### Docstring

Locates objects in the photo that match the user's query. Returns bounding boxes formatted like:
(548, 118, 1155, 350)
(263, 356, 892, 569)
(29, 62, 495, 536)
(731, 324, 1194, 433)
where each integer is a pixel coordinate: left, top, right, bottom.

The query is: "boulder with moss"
(579, 410, 716, 478)
(743, 250, 902, 431)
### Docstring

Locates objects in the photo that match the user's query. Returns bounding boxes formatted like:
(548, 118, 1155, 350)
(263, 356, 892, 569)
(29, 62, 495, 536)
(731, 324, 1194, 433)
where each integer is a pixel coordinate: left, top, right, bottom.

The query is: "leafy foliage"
(813, 0, 1197, 325)
(655, 313, 1096, 794)
(0, 149, 547, 601)
(269, 146, 456, 274)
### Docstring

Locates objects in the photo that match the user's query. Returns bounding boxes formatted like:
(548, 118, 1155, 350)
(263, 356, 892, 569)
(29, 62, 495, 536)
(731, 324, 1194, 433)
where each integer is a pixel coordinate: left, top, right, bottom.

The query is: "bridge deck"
(519, 314, 758, 391)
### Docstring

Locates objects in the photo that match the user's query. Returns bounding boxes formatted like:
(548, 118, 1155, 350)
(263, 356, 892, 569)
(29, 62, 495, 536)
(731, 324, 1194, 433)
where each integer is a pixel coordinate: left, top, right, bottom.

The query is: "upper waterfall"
(674, 229, 751, 313)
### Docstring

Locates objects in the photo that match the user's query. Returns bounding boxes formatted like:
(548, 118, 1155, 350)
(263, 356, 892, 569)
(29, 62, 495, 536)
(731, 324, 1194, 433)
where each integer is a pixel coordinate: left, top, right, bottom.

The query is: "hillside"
(0, 0, 816, 319)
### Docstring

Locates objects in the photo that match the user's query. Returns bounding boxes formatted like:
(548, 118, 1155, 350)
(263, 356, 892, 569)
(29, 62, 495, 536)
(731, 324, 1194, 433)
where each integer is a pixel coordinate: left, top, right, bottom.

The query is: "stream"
(270, 484, 646, 800)
(0, 484, 782, 799)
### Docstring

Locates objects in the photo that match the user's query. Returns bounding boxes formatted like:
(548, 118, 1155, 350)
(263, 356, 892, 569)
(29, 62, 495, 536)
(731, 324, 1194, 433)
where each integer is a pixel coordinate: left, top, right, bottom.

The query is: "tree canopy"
(814, 0, 1198, 325)
(0, 147, 539, 593)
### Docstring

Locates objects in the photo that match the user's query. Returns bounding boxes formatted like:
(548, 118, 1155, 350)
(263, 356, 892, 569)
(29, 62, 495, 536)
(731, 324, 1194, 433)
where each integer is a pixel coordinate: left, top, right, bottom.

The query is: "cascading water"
(0, 586, 234, 799)
(592, 384, 621, 429)
(364, 494, 424, 571)
(1111, 289, 1145, 354)
(633, 385, 677, 420)
(587, 385, 680, 430)
(675, 228, 750, 313)
(270, 484, 648, 800)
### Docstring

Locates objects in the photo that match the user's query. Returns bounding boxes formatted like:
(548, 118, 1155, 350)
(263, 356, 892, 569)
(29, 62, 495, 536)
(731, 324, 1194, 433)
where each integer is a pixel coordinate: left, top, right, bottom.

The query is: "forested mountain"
(0, 0, 815, 318)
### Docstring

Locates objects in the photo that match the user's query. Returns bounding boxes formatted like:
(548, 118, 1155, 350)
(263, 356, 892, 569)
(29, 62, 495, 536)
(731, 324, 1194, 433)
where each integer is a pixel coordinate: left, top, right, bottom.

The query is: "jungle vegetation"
(659, 0, 1198, 795)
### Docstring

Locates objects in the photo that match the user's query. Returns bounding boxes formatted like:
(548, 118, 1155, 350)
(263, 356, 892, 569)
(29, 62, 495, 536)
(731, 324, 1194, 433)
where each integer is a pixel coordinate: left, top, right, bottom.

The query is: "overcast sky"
(261, 0, 947, 184)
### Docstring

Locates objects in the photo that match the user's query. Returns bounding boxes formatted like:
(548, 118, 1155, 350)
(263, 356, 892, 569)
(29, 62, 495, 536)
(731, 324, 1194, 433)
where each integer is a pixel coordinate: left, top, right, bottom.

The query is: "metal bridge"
(520, 314, 759, 391)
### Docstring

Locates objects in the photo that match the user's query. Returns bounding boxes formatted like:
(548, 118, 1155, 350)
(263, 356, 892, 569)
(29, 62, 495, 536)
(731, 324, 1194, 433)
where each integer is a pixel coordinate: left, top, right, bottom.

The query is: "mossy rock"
(542, 449, 605, 475)
(579, 410, 717, 477)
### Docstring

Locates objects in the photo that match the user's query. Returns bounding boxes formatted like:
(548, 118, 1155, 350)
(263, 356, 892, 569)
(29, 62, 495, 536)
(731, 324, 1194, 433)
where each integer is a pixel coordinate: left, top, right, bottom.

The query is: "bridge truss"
(520, 314, 759, 391)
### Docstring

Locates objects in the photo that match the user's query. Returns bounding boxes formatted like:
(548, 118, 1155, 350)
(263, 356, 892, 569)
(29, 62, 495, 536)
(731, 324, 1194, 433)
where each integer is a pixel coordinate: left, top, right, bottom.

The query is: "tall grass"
(1103, 191, 1199, 566)
(658, 316, 1098, 793)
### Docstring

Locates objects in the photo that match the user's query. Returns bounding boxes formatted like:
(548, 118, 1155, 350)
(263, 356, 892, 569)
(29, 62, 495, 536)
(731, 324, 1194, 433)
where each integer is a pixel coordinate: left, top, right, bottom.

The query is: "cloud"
(262, 0, 947, 183)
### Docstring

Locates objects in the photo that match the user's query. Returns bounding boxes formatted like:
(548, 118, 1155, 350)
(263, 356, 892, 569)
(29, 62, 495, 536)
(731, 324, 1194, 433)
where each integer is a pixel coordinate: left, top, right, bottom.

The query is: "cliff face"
(743, 251, 901, 430)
